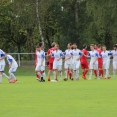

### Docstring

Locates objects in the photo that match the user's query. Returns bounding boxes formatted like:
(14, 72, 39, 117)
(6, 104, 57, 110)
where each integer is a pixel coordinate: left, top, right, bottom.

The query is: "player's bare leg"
(89, 69, 93, 80)
(59, 70, 62, 81)
(48, 70, 51, 81)
(99, 68, 104, 79)
(94, 70, 97, 78)
(105, 69, 110, 79)
(69, 69, 73, 80)
(53, 69, 58, 81)
(2, 72, 12, 83)
(40, 71, 45, 82)
(64, 69, 68, 81)
(82, 68, 88, 80)
(75, 68, 79, 80)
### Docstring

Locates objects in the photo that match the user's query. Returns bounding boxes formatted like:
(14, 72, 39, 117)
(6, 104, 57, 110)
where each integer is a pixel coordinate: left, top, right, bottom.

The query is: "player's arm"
(41, 53, 45, 66)
(99, 53, 102, 58)
(46, 50, 51, 57)
(87, 53, 91, 58)
(93, 53, 98, 64)
(108, 52, 113, 56)
(81, 50, 88, 58)
(8, 59, 13, 68)
(99, 54, 102, 58)
(57, 53, 63, 61)
(51, 52, 54, 58)
(0, 53, 6, 61)
(77, 52, 82, 60)
(64, 53, 73, 61)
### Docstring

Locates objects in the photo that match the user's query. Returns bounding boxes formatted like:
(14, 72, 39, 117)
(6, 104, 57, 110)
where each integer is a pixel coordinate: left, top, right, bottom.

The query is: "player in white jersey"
(35, 42, 46, 82)
(88, 44, 99, 80)
(0, 49, 12, 83)
(100, 45, 111, 79)
(64, 43, 73, 81)
(72, 43, 82, 80)
(111, 45, 117, 78)
(6, 54, 18, 83)
(52, 44, 63, 81)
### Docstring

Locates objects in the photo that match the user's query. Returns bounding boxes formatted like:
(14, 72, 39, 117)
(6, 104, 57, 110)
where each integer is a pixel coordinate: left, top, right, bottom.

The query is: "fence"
(9, 53, 35, 66)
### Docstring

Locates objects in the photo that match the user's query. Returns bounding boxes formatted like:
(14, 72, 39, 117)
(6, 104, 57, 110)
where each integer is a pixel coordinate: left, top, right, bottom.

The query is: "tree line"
(0, 0, 117, 53)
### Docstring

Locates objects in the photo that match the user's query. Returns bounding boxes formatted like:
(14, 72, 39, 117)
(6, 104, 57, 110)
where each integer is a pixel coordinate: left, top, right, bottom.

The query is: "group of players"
(0, 49, 18, 84)
(35, 42, 117, 82)
(0, 42, 117, 84)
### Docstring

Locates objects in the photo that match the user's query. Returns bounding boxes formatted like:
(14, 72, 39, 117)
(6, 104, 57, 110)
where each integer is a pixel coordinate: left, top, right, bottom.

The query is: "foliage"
(0, 0, 117, 52)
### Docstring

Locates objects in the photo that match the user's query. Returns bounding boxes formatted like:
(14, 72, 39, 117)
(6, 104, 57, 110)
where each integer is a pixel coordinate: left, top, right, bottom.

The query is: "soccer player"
(80, 44, 89, 80)
(35, 42, 45, 82)
(52, 44, 63, 81)
(47, 42, 56, 81)
(72, 43, 82, 80)
(88, 44, 99, 80)
(64, 43, 73, 81)
(0, 49, 11, 84)
(35, 46, 40, 80)
(111, 44, 117, 78)
(97, 44, 104, 78)
(6, 54, 18, 83)
(100, 46, 111, 79)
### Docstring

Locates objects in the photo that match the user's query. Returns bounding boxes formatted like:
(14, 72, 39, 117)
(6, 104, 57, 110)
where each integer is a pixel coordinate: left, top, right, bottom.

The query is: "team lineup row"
(35, 42, 117, 82)
(0, 43, 117, 84)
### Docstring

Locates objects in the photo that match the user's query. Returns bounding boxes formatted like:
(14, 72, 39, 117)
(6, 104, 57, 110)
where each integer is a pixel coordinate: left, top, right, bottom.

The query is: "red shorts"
(98, 63, 103, 69)
(81, 62, 89, 69)
(49, 63, 53, 70)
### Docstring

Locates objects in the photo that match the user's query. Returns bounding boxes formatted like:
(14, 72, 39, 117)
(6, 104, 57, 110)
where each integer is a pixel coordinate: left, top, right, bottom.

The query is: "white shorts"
(73, 61, 80, 70)
(9, 66, 17, 73)
(113, 62, 117, 70)
(103, 61, 110, 70)
(89, 63, 98, 70)
(64, 62, 73, 70)
(0, 65, 5, 72)
(35, 65, 45, 71)
(53, 64, 62, 71)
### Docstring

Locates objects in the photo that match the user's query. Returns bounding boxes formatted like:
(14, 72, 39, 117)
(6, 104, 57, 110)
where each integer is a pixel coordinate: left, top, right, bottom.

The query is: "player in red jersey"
(97, 44, 103, 78)
(94, 44, 104, 78)
(47, 42, 56, 81)
(80, 44, 89, 80)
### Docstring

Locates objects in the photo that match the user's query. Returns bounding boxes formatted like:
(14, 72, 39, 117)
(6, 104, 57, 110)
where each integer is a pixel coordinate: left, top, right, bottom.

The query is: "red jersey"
(47, 47, 55, 63)
(96, 48, 103, 63)
(34, 50, 38, 67)
(80, 49, 88, 63)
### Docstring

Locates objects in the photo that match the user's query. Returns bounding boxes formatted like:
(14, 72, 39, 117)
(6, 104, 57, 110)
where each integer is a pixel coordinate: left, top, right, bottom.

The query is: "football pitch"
(0, 66, 117, 117)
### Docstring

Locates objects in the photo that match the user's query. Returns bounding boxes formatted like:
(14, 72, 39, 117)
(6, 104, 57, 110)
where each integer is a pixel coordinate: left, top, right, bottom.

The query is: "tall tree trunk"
(36, 0, 44, 46)
(75, 0, 79, 43)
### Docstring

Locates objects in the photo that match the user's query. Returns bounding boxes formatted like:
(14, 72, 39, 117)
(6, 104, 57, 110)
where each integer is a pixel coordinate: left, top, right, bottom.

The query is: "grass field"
(0, 66, 117, 117)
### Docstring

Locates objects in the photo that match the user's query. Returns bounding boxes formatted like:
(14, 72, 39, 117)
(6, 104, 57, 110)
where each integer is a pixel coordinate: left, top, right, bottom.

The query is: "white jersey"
(64, 49, 73, 64)
(72, 49, 82, 63)
(36, 50, 45, 66)
(0, 49, 5, 65)
(52, 50, 63, 65)
(89, 50, 98, 64)
(7, 54, 18, 67)
(101, 51, 110, 63)
(111, 50, 117, 63)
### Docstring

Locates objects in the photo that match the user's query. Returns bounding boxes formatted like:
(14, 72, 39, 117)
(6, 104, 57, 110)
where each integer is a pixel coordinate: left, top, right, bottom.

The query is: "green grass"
(0, 66, 117, 117)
